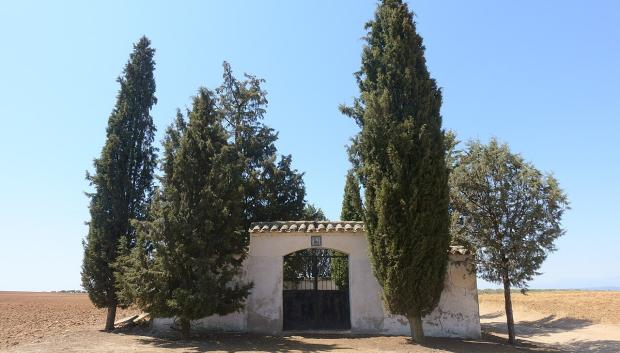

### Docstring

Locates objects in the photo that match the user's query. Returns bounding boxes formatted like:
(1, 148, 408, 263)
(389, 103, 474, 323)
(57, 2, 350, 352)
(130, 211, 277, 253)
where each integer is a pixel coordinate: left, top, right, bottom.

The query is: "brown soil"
(2, 291, 619, 352)
(0, 291, 139, 349)
(2, 329, 560, 353)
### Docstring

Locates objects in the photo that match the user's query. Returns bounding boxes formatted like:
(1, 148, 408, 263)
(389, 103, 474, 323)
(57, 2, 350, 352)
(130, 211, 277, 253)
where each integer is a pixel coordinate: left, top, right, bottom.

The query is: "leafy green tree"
(217, 62, 306, 225)
(341, 0, 450, 341)
(340, 170, 364, 221)
(450, 139, 568, 344)
(81, 36, 157, 330)
(120, 88, 252, 339)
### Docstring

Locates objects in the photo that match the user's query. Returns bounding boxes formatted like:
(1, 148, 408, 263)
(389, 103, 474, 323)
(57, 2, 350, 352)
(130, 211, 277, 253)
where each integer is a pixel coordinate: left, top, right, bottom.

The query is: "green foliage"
(335, 170, 363, 290)
(283, 249, 348, 290)
(81, 37, 157, 321)
(119, 88, 252, 338)
(450, 139, 568, 344)
(444, 130, 461, 174)
(282, 201, 330, 280)
(217, 62, 306, 225)
(302, 204, 328, 221)
(330, 253, 349, 291)
(341, 0, 450, 338)
(340, 170, 364, 221)
(450, 139, 569, 291)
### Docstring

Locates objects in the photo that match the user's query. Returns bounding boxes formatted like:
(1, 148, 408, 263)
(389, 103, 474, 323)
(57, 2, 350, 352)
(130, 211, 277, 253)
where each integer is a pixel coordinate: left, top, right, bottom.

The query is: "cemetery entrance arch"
(282, 248, 351, 330)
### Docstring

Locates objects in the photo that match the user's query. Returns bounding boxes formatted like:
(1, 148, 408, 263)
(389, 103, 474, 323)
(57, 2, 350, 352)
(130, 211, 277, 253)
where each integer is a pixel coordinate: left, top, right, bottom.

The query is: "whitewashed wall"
(154, 231, 481, 338)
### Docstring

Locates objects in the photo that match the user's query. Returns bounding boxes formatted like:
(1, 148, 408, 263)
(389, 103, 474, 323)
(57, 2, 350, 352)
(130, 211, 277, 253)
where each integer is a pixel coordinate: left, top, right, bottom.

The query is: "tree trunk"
(407, 314, 425, 343)
(502, 275, 516, 344)
(180, 318, 191, 340)
(104, 304, 117, 331)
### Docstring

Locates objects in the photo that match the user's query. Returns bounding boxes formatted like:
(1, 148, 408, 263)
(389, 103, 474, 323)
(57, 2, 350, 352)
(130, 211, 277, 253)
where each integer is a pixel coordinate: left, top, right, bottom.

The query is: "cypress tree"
(122, 88, 252, 339)
(302, 203, 328, 221)
(342, 0, 450, 341)
(81, 36, 157, 331)
(216, 62, 306, 225)
(332, 170, 363, 291)
(340, 170, 363, 221)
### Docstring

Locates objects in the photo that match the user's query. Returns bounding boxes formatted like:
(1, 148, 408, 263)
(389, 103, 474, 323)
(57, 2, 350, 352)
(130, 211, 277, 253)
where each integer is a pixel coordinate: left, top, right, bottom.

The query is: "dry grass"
(479, 290, 620, 324)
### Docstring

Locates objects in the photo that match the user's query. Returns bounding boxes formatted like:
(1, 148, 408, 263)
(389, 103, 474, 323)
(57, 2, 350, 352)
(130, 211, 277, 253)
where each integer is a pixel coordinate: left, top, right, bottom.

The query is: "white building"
(155, 221, 481, 338)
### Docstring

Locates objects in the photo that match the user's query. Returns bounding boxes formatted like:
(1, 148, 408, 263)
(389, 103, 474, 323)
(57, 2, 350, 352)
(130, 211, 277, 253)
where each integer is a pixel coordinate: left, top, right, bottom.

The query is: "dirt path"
(1, 328, 560, 353)
(480, 301, 620, 352)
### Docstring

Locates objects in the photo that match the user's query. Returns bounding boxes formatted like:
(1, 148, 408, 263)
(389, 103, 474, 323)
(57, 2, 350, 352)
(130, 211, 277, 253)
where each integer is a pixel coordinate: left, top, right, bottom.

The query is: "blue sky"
(0, 1, 618, 291)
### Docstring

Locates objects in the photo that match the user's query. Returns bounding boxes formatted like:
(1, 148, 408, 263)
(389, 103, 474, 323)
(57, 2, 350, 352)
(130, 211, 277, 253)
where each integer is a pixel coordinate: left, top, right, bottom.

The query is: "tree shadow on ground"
(483, 316, 620, 353)
(480, 311, 504, 319)
(114, 326, 564, 353)
(484, 315, 593, 338)
(135, 334, 340, 353)
(565, 340, 620, 353)
(114, 327, 339, 353)
(408, 333, 562, 353)
(282, 333, 564, 353)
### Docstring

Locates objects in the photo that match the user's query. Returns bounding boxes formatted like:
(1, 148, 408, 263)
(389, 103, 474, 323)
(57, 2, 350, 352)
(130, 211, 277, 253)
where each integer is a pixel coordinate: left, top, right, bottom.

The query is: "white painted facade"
(154, 224, 481, 338)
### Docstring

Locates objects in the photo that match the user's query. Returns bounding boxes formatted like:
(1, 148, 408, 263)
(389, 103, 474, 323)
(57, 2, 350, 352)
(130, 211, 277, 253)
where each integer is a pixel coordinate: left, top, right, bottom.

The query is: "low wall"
(153, 231, 480, 338)
(380, 253, 481, 338)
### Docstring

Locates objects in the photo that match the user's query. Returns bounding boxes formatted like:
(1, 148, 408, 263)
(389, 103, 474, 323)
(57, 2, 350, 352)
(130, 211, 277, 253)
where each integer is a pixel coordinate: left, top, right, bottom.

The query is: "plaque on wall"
(310, 235, 322, 247)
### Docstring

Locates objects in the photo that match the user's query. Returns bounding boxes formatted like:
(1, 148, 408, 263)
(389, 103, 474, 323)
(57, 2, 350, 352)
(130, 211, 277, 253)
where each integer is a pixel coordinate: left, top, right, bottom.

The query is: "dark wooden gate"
(283, 249, 350, 330)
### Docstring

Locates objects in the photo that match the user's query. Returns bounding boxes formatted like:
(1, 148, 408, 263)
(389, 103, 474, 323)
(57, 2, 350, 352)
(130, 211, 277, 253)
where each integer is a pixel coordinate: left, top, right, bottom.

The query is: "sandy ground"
(1, 291, 619, 352)
(479, 292, 620, 353)
(1, 328, 560, 353)
(479, 291, 620, 324)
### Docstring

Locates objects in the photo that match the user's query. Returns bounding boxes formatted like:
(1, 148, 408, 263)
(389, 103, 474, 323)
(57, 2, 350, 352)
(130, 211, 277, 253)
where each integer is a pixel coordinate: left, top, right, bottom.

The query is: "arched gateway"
(154, 221, 481, 338)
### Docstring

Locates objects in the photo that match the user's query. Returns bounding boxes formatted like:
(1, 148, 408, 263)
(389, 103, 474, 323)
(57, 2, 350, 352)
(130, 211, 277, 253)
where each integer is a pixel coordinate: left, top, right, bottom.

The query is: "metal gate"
(282, 249, 351, 330)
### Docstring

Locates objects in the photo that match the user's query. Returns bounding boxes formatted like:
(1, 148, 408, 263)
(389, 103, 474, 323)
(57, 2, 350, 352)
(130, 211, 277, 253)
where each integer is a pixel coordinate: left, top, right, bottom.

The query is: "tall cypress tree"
(216, 62, 306, 225)
(340, 170, 363, 221)
(341, 0, 450, 341)
(121, 88, 252, 339)
(333, 169, 363, 292)
(81, 36, 157, 331)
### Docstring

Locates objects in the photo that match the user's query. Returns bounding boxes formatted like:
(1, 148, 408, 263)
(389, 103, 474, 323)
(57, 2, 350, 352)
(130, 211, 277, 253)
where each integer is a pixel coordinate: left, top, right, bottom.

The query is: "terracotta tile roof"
(248, 221, 470, 255)
(249, 221, 365, 234)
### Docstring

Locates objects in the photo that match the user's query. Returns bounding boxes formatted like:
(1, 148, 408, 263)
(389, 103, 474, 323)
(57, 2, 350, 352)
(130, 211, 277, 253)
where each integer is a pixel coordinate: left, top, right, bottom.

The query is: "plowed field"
(0, 291, 139, 349)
